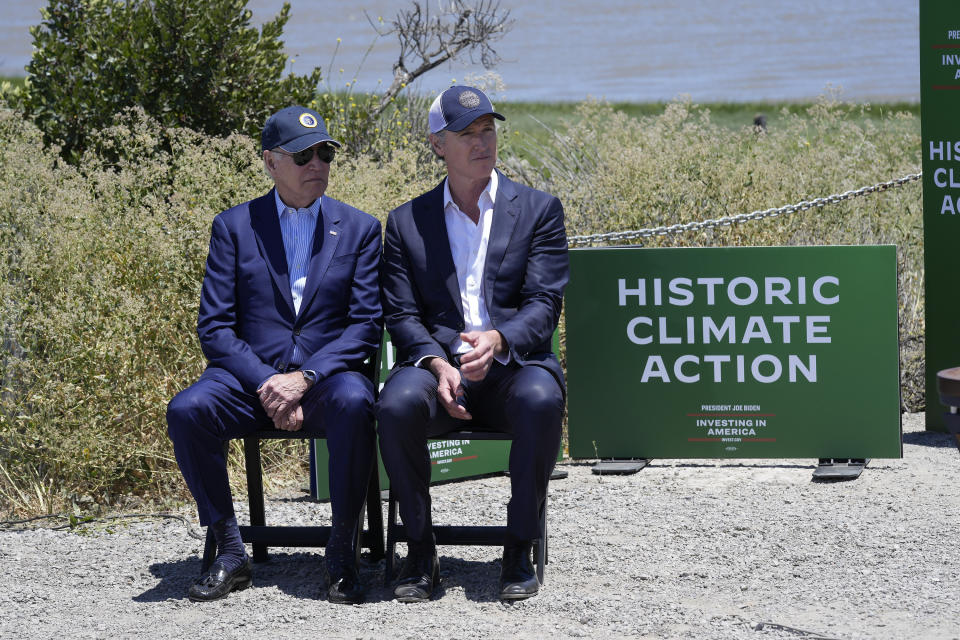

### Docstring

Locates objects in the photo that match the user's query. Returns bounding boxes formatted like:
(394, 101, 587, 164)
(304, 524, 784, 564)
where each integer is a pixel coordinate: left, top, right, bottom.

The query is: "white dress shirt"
(441, 170, 509, 365)
(274, 190, 320, 366)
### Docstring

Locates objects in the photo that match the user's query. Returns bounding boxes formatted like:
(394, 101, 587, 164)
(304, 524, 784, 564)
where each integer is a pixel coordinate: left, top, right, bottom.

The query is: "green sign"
(311, 331, 561, 499)
(311, 437, 514, 501)
(920, 1, 960, 431)
(565, 246, 901, 459)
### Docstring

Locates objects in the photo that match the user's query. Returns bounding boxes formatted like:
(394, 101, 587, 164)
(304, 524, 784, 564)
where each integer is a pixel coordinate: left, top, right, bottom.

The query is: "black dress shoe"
(327, 565, 364, 605)
(188, 559, 252, 602)
(394, 547, 440, 603)
(499, 542, 539, 600)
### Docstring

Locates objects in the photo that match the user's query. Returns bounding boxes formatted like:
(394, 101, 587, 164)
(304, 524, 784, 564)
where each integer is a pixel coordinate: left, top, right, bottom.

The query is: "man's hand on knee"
(428, 358, 472, 420)
(258, 372, 310, 420)
(458, 330, 506, 382)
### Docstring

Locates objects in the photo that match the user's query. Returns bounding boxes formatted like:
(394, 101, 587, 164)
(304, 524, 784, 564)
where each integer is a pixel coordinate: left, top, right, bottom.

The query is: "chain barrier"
(567, 171, 922, 247)
(0, 512, 205, 539)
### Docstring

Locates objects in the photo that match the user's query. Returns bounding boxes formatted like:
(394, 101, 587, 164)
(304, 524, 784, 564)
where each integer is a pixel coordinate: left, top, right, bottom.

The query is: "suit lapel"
(483, 171, 520, 305)
(250, 189, 295, 315)
(298, 195, 340, 319)
(415, 180, 463, 319)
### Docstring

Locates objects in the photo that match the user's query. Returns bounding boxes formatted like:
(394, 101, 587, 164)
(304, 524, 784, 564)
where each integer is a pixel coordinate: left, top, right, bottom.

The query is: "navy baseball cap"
(261, 106, 342, 152)
(428, 85, 505, 134)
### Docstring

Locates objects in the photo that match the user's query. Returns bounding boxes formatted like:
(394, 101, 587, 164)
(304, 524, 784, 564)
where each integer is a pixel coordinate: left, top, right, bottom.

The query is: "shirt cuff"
(415, 354, 445, 368)
(256, 371, 277, 391)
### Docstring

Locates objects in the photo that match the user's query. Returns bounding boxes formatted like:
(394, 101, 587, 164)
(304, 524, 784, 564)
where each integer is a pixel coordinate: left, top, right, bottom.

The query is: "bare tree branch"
(366, 0, 512, 122)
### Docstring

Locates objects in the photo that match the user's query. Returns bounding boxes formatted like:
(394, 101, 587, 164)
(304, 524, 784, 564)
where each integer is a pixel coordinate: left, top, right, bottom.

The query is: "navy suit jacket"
(196, 188, 382, 393)
(381, 170, 569, 389)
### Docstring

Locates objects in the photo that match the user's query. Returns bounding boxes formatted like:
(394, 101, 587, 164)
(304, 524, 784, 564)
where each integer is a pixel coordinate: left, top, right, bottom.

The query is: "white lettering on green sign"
(616, 274, 837, 384)
(625, 315, 832, 345)
(927, 141, 960, 214)
(638, 354, 817, 384)
(618, 276, 839, 307)
(427, 439, 471, 461)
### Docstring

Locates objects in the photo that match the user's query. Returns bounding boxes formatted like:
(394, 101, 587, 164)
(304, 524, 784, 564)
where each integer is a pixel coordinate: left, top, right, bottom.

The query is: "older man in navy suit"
(167, 106, 382, 604)
(377, 86, 568, 602)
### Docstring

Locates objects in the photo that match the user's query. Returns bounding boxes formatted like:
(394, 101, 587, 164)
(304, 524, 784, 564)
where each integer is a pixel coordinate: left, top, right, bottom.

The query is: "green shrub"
(0, 104, 445, 516)
(0, 94, 924, 517)
(313, 89, 434, 163)
(21, 0, 321, 161)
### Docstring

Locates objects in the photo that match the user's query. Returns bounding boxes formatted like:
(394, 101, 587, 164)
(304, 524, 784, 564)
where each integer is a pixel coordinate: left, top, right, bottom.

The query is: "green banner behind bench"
(565, 245, 902, 459)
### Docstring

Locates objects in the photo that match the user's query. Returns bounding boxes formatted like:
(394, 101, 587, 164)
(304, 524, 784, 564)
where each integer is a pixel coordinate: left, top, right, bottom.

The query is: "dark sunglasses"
(273, 144, 336, 166)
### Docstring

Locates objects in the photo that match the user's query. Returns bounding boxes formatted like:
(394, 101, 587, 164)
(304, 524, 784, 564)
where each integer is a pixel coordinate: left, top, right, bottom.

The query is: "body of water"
(1, 0, 919, 102)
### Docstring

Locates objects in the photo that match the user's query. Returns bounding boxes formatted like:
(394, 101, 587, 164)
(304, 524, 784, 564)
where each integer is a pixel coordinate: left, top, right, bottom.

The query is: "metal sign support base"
(812, 458, 869, 481)
(506, 468, 569, 480)
(591, 459, 651, 475)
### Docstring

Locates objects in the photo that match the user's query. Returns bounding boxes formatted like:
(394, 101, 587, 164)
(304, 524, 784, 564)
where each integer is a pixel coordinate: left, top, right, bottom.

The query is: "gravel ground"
(1, 412, 958, 640)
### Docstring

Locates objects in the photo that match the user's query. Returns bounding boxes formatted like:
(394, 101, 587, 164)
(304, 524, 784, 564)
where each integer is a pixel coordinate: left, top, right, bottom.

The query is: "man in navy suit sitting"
(377, 86, 569, 602)
(167, 106, 382, 604)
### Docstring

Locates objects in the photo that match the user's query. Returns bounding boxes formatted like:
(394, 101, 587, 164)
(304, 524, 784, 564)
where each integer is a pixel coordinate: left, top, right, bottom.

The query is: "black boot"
(394, 540, 440, 603)
(499, 541, 539, 600)
(326, 516, 364, 604)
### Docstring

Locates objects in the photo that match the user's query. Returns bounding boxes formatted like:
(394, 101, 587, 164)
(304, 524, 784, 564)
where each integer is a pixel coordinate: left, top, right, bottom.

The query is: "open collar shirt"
(442, 170, 508, 364)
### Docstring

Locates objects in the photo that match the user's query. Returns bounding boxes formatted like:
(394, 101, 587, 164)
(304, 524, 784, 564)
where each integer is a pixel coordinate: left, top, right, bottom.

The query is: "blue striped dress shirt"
(274, 191, 320, 365)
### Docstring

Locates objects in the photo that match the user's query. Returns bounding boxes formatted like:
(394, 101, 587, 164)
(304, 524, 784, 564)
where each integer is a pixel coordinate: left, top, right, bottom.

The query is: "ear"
(428, 133, 444, 158)
(262, 150, 276, 172)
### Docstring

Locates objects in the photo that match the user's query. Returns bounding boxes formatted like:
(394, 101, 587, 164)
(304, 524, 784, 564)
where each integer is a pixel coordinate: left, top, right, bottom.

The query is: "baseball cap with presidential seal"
(261, 106, 342, 152)
(428, 85, 505, 134)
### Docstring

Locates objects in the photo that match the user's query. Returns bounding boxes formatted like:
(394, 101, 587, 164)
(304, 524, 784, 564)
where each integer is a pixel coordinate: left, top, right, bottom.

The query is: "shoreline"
(2, 77, 920, 135)
(0, 75, 921, 109)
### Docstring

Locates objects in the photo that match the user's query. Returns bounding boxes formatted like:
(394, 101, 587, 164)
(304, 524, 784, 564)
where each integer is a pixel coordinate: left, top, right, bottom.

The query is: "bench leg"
(363, 455, 385, 561)
(201, 527, 217, 574)
(243, 437, 268, 563)
(384, 489, 399, 586)
(535, 495, 547, 584)
(352, 504, 364, 566)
